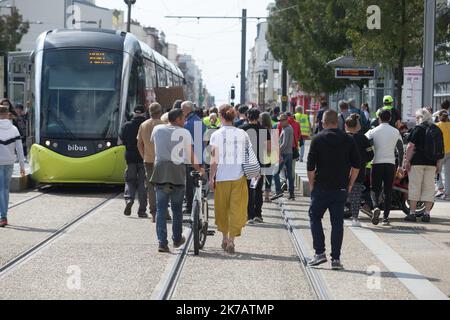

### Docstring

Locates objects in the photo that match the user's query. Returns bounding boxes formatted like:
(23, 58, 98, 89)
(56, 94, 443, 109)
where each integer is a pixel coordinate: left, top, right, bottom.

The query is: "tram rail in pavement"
(0, 192, 120, 279)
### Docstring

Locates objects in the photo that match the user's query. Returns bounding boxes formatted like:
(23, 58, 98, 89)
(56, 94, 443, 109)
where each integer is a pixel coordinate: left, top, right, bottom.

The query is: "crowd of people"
(0, 93, 449, 267)
(121, 100, 306, 253)
(308, 97, 449, 269)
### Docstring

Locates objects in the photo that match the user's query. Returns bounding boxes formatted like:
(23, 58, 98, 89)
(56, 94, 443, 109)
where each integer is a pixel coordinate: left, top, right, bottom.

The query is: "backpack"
(420, 123, 445, 161)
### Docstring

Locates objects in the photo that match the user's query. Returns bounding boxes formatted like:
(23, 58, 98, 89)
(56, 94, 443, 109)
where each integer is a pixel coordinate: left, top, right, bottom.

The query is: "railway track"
(8, 187, 52, 210)
(156, 200, 332, 300)
(0, 192, 120, 279)
(278, 200, 333, 300)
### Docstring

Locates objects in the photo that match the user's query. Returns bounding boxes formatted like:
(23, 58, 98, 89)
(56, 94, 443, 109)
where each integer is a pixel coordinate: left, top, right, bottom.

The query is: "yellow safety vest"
(295, 113, 310, 137)
(203, 117, 221, 128)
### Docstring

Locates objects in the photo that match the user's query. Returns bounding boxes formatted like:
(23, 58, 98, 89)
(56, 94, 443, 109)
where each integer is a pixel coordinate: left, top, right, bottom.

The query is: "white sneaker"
(352, 218, 361, 227)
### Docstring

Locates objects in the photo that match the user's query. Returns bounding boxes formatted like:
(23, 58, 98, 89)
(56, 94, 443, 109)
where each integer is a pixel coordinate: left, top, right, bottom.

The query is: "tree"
(345, 0, 425, 109)
(436, 1, 450, 62)
(267, 0, 353, 95)
(0, 8, 29, 54)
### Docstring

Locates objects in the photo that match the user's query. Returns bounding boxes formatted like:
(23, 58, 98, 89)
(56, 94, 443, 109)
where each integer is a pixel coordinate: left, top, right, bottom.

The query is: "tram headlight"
(106, 142, 112, 148)
(52, 142, 58, 148)
(45, 140, 51, 147)
(98, 143, 103, 149)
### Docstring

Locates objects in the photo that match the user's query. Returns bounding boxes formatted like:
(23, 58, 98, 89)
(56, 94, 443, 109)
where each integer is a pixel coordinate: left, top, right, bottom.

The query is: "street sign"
(335, 68, 375, 79)
(402, 67, 423, 123)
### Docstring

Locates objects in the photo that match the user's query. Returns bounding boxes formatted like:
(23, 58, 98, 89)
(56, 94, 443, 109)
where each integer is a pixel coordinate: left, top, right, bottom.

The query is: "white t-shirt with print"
(210, 126, 249, 182)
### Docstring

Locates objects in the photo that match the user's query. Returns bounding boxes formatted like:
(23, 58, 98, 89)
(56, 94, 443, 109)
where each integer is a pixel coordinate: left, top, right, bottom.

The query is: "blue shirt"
(184, 112, 206, 164)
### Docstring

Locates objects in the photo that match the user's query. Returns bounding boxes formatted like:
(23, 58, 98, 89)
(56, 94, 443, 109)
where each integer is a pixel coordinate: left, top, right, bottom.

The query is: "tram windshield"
(41, 49, 123, 140)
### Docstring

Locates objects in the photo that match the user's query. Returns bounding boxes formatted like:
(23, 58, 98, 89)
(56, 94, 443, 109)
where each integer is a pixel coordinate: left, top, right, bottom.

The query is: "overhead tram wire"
(166, 12, 267, 105)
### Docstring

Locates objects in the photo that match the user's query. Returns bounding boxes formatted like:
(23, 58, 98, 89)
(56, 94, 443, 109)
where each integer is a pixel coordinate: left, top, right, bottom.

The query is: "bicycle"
(190, 170, 212, 255)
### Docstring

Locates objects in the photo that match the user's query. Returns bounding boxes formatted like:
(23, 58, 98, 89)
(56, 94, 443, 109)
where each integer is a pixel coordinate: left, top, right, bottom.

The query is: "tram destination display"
(335, 68, 375, 79)
(89, 51, 114, 65)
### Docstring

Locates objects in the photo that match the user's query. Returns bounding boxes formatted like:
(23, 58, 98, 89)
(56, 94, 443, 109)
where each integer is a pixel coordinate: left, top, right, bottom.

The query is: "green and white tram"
(30, 29, 184, 184)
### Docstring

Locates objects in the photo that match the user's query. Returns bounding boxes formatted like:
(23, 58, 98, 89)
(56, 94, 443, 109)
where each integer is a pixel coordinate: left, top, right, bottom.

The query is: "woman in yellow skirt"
(209, 104, 249, 254)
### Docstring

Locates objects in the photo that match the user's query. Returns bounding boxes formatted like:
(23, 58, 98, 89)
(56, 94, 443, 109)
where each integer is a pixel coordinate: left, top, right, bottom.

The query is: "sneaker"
(421, 214, 431, 223)
(308, 253, 327, 267)
(435, 191, 445, 198)
(382, 218, 390, 226)
(352, 218, 361, 227)
(0, 219, 7, 227)
(173, 236, 186, 249)
(158, 245, 170, 253)
(331, 259, 344, 270)
(124, 201, 133, 216)
(288, 195, 295, 201)
(404, 214, 417, 222)
(253, 217, 264, 223)
(270, 193, 284, 201)
(247, 219, 255, 225)
(372, 208, 381, 225)
(281, 182, 287, 192)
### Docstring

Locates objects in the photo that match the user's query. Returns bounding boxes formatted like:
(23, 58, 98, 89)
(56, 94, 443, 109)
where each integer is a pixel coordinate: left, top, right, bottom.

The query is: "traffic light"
(230, 85, 235, 100)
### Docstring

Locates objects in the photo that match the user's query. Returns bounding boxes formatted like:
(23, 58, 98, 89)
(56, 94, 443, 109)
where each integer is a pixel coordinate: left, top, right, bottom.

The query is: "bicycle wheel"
(199, 199, 208, 249)
(193, 199, 200, 255)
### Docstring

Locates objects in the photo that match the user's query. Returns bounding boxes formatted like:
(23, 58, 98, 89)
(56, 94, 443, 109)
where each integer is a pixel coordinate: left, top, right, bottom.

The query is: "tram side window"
(126, 59, 146, 121)
(166, 71, 173, 87)
(156, 65, 167, 87)
(144, 60, 157, 89)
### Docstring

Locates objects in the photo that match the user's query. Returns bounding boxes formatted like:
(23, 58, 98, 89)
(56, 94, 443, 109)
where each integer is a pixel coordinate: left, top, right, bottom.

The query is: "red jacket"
(277, 117, 301, 148)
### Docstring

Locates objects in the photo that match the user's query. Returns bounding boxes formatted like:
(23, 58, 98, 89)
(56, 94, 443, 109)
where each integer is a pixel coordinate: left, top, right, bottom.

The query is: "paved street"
(2, 177, 449, 300)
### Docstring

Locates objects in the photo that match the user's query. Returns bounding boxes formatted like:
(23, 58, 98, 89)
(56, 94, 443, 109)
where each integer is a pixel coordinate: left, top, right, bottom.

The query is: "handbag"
(242, 138, 261, 179)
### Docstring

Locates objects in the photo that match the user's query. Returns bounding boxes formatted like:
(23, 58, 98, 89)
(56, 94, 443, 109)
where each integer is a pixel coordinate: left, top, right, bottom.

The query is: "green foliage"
(436, 1, 450, 62)
(346, 0, 424, 69)
(0, 8, 29, 54)
(267, 0, 352, 94)
(267, 0, 449, 98)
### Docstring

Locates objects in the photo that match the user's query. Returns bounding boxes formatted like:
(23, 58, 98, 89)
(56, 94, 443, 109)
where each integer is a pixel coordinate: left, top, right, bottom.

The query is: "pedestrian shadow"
(312, 267, 441, 283)
(4, 225, 58, 233)
(245, 223, 310, 231)
(193, 249, 300, 263)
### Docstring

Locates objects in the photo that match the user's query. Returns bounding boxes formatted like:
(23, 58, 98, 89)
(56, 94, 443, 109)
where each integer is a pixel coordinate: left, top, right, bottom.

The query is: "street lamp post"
(422, 0, 436, 111)
(124, 0, 136, 32)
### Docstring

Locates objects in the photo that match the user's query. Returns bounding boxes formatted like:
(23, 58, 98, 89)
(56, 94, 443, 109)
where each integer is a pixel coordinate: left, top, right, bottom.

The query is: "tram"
(29, 29, 184, 184)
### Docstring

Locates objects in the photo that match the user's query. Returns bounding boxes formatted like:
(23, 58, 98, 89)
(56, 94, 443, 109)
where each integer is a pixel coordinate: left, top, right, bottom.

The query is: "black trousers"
(247, 177, 264, 220)
(371, 163, 396, 219)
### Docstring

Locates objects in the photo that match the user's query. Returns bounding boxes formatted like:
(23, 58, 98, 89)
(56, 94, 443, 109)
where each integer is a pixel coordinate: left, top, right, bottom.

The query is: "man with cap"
(120, 105, 148, 218)
(375, 95, 401, 129)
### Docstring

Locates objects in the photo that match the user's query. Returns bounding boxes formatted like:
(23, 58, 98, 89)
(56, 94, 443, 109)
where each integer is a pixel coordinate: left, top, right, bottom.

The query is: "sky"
(95, 0, 274, 105)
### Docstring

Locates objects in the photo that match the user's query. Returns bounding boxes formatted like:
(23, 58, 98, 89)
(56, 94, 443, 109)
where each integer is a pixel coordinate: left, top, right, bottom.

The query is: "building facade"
(0, 0, 114, 51)
(177, 54, 203, 106)
(247, 22, 282, 110)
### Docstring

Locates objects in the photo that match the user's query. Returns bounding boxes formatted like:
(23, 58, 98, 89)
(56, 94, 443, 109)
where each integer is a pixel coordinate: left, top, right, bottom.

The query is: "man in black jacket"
(307, 110, 360, 270)
(120, 105, 148, 218)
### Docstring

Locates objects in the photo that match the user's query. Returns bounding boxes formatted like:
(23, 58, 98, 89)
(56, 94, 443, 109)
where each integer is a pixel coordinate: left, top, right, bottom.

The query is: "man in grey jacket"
(0, 106, 25, 227)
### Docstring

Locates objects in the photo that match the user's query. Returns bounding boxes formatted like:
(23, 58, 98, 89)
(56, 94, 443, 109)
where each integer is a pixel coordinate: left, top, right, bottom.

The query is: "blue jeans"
(155, 184, 185, 246)
(274, 153, 294, 196)
(309, 188, 348, 260)
(0, 165, 14, 219)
